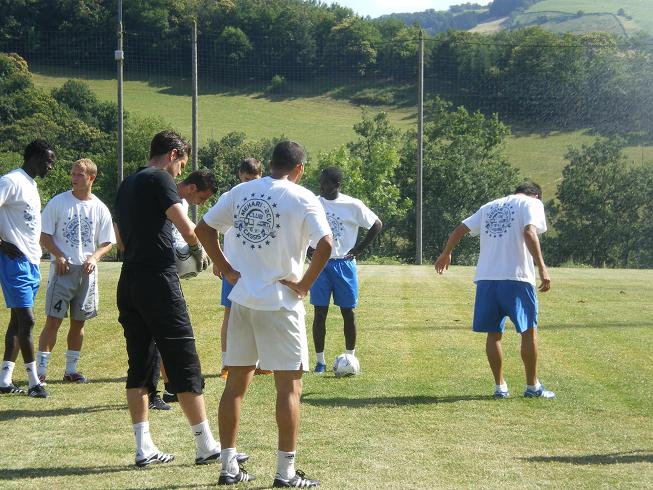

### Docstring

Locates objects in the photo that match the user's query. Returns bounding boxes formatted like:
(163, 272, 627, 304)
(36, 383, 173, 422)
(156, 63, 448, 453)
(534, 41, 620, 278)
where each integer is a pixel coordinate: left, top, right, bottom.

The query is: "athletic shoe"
(195, 451, 250, 465)
(314, 362, 326, 374)
(149, 393, 172, 410)
(254, 368, 273, 375)
(219, 367, 229, 380)
(0, 383, 26, 395)
(218, 464, 256, 485)
(27, 383, 48, 398)
(273, 469, 320, 488)
(162, 389, 178, 403)
(135, 451, 175, 467)
(524, 385, 556, 399)
(63, 372, 88, 383)
(494, 388, 509, 399)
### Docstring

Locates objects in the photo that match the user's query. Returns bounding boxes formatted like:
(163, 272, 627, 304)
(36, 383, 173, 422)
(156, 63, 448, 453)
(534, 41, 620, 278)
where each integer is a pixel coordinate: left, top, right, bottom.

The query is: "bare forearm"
(442, 223, 470, 256)
(91, 242, 113, 261)
(195, 220, 231, 273)
(524, 227, 545, 268)
(40, 234, 66, 260)
(353, 220, 382, 255)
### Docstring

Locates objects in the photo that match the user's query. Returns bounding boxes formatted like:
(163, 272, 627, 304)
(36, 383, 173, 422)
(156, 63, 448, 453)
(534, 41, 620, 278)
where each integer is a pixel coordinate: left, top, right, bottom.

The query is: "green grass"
(1, 263, 652, 488)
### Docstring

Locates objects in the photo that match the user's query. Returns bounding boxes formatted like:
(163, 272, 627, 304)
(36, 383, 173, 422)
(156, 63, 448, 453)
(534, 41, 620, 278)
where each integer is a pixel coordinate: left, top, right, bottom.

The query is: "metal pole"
(191, 20, 199, 223)
(416, 30, 424, 265)
(116, 0, 124, 186)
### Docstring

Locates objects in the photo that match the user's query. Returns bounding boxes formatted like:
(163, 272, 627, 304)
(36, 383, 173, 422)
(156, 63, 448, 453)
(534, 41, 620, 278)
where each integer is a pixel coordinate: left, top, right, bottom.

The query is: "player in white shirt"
(0, 140, 55, 398)
(434, 181, 555, 399)
(36, 159, 116, 384)
(308, 167, 382, 373)
(196, 141, 332, 487)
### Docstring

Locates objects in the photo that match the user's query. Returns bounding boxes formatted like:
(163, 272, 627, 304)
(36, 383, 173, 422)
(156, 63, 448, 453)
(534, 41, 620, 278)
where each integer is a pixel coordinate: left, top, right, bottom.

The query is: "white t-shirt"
(463, 194, 547, 285)
(0, 168, 42, 264)
(171, 199, 190, 247)
(41, 191, 116, 265)
(203, 176, 331, 312)
(312, 194, 378, 259)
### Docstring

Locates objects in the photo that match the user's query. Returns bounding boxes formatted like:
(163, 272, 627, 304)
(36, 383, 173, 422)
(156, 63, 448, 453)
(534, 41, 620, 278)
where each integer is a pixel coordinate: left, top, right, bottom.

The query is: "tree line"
(1, 52, 651, 267)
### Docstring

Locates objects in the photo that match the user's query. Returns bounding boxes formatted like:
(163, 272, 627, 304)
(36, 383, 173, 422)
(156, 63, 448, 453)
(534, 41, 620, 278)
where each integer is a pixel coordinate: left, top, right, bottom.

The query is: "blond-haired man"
(36, 158, 115, 383)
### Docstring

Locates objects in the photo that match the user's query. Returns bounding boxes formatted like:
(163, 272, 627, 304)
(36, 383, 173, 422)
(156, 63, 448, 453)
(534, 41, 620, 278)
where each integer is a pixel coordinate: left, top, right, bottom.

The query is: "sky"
(331, 0, 492, 18)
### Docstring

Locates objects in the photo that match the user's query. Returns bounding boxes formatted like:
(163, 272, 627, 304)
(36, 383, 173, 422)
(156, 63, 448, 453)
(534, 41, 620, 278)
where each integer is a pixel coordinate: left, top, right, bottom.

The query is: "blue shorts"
(472, 280, 537, 334)
(0, 253, 41, 308)
(221, 277, 234, 308)
(309, 258, 358, 308)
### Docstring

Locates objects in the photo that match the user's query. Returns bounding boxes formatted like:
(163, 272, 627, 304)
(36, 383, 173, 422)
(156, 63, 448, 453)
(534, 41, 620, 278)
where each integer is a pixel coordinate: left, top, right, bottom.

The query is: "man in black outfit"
(114, 130, 239, 467)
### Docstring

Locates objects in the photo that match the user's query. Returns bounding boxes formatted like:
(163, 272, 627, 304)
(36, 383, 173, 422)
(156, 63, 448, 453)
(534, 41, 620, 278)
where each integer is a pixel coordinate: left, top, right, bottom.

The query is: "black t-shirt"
(115, 167, 181, 270)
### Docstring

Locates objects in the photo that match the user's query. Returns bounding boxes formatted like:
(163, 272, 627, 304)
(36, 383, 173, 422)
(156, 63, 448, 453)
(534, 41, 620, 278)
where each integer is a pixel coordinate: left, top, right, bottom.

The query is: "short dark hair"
(271, 141, 305, 171)
(515, 180, 542, 199)
(182, 168, 218, 194)
(321, 166, 343, 186)
(24, 140, 54, 163)
(239, 158, 262, 176)
(149, 130, 190, 160)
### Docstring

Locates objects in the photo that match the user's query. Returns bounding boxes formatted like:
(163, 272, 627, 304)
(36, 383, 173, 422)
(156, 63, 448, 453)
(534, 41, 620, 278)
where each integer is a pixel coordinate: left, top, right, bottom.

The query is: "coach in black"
(114, 130, 224, 467)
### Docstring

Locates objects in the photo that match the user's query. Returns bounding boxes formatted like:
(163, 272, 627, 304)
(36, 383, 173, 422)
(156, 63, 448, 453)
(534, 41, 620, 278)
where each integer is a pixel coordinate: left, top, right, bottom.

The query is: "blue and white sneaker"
(494, 388, 509, 399)
(314, 362, 326, 374)
(524, 385, 555, 399)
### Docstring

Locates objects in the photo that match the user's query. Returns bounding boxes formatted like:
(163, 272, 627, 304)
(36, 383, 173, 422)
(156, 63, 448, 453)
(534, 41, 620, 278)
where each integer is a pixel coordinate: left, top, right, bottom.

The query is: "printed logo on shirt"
(325, 211, 344, 242)
(24, 205, 37, 231)
(234, 193, 280, 249)
(63, 214, 93, 247)
(484, 203, 515, 238)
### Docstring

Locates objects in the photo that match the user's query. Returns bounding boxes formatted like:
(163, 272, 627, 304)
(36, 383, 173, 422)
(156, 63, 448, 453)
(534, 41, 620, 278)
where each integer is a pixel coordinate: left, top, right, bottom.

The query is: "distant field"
(31, 71, 653, 199)
(1, 263, 651, 489)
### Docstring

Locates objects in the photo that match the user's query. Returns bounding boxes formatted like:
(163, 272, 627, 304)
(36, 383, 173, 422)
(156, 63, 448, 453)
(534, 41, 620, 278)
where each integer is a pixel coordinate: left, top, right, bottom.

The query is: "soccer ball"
(332, 353, 361, 377)
(174, 244, 209, 279)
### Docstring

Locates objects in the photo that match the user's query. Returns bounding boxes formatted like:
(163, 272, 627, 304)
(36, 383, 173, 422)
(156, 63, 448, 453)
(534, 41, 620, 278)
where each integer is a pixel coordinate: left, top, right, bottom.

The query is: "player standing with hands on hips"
(434, 180, 555, 400)
(309, 167, 381, 374)
(0, 140, 55, 398)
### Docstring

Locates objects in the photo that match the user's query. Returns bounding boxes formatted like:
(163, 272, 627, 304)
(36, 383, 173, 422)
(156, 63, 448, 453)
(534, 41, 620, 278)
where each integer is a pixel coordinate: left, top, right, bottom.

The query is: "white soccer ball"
(174, 244, 209, 280)
(332, 353, 361, 377)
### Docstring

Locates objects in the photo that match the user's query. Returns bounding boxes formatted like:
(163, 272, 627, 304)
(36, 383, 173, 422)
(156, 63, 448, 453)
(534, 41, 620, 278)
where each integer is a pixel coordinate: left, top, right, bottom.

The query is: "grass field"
(1, 263, 651, 489)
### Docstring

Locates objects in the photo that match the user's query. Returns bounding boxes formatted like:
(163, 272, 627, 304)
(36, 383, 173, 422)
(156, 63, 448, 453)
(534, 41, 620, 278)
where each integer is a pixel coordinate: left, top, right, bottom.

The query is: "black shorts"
(117, 266, 203, 394)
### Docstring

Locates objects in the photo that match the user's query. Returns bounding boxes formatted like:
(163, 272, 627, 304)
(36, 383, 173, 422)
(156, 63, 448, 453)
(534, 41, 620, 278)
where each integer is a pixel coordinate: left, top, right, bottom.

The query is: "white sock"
(25, 361, 40, 388)
(527, 380, 542, 391)
(134, 421, 157, 459)
(0, 360, 15, 386)
(37, 351, 51, 377)
(221, 351, 227, 369)
(276, 450, 296, 481)
(496, 383, 508, 392)
(316, 352, 325, 364)
(220, 447, 238, 475)
(346, 349, 355, 356)
(192, 420, 219, 457)
(65, 349, 81, 374)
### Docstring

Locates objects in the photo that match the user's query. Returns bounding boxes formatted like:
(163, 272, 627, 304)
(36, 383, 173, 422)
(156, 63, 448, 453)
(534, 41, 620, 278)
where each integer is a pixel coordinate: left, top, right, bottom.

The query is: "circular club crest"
(63, 216, 93, 247)
(234, 194, 279, 248)
(484, 203, 515, 238)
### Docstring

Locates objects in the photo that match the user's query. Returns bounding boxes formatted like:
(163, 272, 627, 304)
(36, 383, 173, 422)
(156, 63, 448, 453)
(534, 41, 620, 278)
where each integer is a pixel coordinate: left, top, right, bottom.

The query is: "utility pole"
(191, 20, 199, 222)
(416, 30, 424, 265)
(116, 0, 124, 186)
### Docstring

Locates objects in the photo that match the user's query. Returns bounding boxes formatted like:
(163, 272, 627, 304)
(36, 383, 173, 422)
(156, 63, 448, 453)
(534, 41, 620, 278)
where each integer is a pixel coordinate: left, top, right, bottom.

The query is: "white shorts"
(45, 264, 98, 321)
(226, 303, 309, 371)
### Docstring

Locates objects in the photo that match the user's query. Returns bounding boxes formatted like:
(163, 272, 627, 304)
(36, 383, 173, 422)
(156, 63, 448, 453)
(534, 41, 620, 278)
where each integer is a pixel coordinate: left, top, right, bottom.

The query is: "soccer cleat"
(63, 372, 88, 383)
(195, 451, 250, 465)
(27, 383, 48, 398)
(494, 389, 509, 399)
(0, 383, 26, 395)
(313, 362, 326, 374)
(219, 367, 229, 380)
(254, 368, 273, 375)
(218, 465, 256, 485)
(149, 393, 172, 410)
(135, 451, 175, 467)
(524, 385, 556, 399)
(273, 469, 320, 488)
(162, 389, 178, 403)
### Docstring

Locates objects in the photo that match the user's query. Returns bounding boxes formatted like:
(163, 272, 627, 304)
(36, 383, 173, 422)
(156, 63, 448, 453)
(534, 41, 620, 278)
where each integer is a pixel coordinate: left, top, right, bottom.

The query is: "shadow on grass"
(43, 376, 127, 385)
(138, 486, 270, 490)
(0, 464, 133, 480)
(0, 403, 125, 421)
(301, 392, 491, 408)
(523, 450, 653, 465)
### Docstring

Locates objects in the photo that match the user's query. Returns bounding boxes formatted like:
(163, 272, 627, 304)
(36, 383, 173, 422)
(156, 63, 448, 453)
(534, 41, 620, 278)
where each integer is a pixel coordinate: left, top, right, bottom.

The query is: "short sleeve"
(97, 203, 117, 245)
(41, 195, 58, 235)
(354, 199, 379, 229)
(0, 176, 14, 209)
(462, 207, 483, 236)
(523, 198, 547, 234)
(202, 191, 234, 234)
(153, 171, 181, 213)
(305, 195, 331, 245)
